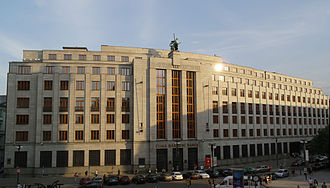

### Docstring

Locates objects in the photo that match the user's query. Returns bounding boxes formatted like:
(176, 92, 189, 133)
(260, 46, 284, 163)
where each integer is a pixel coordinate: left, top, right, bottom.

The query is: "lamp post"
(175, 140, 181, 171)
(210, 143, 215, 187)
(275, 138, 278, 168)
(300, 140, 308, 163)
(16, 145, 22, 186)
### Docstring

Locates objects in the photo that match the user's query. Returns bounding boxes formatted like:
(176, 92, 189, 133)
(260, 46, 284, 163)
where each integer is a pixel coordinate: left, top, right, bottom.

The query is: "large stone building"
(0, 95, 6, 168)
(4, 45, 329, 175)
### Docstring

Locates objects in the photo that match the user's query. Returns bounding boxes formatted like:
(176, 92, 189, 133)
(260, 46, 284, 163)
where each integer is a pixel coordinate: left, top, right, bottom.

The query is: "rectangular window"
(17, 98, 29, 108)
(62, 66, 70, 74)
(222, 88, 228, 95)
(107, 114, 115, 123)
(119, 68, 130, 75)
(64, 54, 72, 60)
(91, 130, 99, 140)
(255, 91, 259, 98)
(18, 66, 31, 74)
(240, 89, 245, 97)
(248, 90, 252, 98)
(121, 56, 129, 62)
(231, 88, 237, 96)
(73, 150, 84, 166)
(75, 97, 84, 111)
(107, 55, 115, 61)
(122, 114, 129, 124)
(93, 55, 101, 61)
(16, 115, 29, 125)
(76, 81, 85, 90)
(223, 129, 229, 137)
(105, 150, 116, 165)
(56, 151, 68, 167)
(91, 114, 100, 124)
(17, 81, 30, 90)
(77, 66, 85, 74)
(187, 73, 195, 139)
(172, 70, 181, 139)
(213, 129, 219, 137)
(122, 98, 130, 112)
(122, 81, 130, 91)
(46, 66, 54, 74)
(89, 150, 100, 166)
(60, 81, 68, 90)
(16, 131, 28, 141)
(241, 129, 246, 137)
(107, 98, 115, 112)
(223, 116, 228, 124)
(212, 87, 218, 95)
(107, 81, 115, 91)
(107, 130, 115, 140)
(91, 97, 99, 111)
(43, 97, 52, 112)
(75, 114, 84, 124)
(92, 81, 100, 90)
(43, 114, 52, 124)
(223, 101, 228, 113)
(59, 114, 68, 124)
(157, 69, 166, 139)
(213, 115, 219, 124)
(59, 97, 68, 112)
(122, 130, 129, 139)
(44, 80, 53, 90)
(59, 131, 67, 141)
(233, 129, 238, 137)
(213, 101, 218, 113)
(75, 131, 84, 140)
(43, 131, 51, 141)
(49, 54, 56, 60)
(79, 55, 86, 61)
(107, 67, 115, 75)
(120, 149, 131, 165)
(92, 67, 100, 74)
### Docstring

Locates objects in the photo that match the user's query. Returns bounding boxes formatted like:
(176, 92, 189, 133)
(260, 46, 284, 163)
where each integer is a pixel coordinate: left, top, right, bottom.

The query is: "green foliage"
(308, 124, 329, 155)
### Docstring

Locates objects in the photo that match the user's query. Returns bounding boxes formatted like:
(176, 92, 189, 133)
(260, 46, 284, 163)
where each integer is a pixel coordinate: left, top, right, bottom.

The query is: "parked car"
(104, 175, 119, 185)
(80, 177, 92, 185)
(256, 165, 270, 173)
(131, 175, 146, 184)
(220, 169, 233, 177)
(119, 176, 131, 185)
(182, 172, 200, 180)
(159, 173, 173, 181)
(244, 167, 257, 174)
(92, 177, 103, 183)
(194, 170, 210, 179)
(205, 169, 220, 178)
(274, 169, 289, 178)
(145, 174, 159, 183)
(171, 172, 183, 180)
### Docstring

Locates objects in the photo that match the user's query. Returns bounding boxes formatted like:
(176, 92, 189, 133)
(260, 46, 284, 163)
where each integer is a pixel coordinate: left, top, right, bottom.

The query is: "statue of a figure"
(170, 37, 180, 51)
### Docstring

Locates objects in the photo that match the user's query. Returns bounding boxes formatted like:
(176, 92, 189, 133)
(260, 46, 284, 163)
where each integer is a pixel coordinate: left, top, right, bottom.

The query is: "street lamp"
(275, 138, 278, 168)
(175, 140, 181, 171)
(209, 143, 215, 187)
(16, 145, 22, 186)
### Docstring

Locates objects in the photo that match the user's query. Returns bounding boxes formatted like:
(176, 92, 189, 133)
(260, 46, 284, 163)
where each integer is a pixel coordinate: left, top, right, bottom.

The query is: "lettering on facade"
(155, 143, 198, 148)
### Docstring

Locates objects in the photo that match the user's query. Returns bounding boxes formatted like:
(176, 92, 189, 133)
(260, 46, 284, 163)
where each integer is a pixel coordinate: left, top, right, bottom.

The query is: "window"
(56, 151, 68, 167)
(59, 114, 68, 124)
(44, 97, 52, 111)
(16, 131, 28, 141)
(92, 81, 100, 90)
(241, 129, 246, 137)
(107, 130, 115, 140)
(107, 81, 115, 91)
(73, 150, 84, 166)
(76, 114, 84, 124)
(248, 90, 252, 98)
(76, 81, 85, 90)
(233, 129, 238, 137)
(91, 130, 99, 140)
(49, 54, 56, 60)
(91, 114, 99, 124)
(121, 56, 129, 62)
(75, 97, 84, 111)
(240, 89, 245, 97)
(212, 87, 218, 95)
(43, 114, 52, 124)
(44, 80, 53, 90)
(59, 131, 67, 141)
(75, 131, 83, 140)
(262, 92, 266, 99)
(122, 81, 130, 91)
(223, 116, 228, 124)
(46, 66, 54, 74)
(18, 66, 31, 74)
(16, 115, 29, 125)
(91, 97, 99, 111)
(107, 98, 115, 112)
(120, 149, 131, 165)
(64, 54, 72, 60)
(93, 55, 101, 61)
(213, 115, 218, 124)
(120, 68, 130, 75)
(231, 88, 237, 96)
(107, 55, 115, 61)
(223, 101, 228, 113)
(107, 114, 115, 123)
(249, 129, 254, 137)
(60, 81, 68, 90)
(43, 131, 51, 141)
(89, 150, 100, 166)
(223, 129, 229, 137)
(107, 67, 115, 75)
(92, 67, 100, 74)
(122, 98, 130, 112)
(264, 129, 268, 136)
(105, 150, 116, 165)
(17, 98, 29, 108)
(62, 66, 70, 74)
(122, 114, 129, 123)
(241, 116, 246, 124)
(122, 130, 129, 139)
(213, 129, 219, 137)
(79, 55, 86, 61)
(59, 97, 68, 113)
(232, 116, 238, 124)
(213, 101, 218, 113)
(255, 91, 260, 98)
(222, 88, 228, 95)
(77, 66, 85, 74)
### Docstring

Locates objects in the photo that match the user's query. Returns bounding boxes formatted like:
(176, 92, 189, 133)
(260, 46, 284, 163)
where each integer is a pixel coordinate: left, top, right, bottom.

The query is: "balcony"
(75, 106, 84, 112)
(106, 106, 115, 112)
(43, 106, 52, 112)
(91, 106, 100, 112)
(59, 106, 68, 112)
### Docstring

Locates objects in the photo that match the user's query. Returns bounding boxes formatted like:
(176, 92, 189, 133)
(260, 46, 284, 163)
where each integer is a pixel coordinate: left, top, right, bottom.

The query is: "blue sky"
(0, 0, 330, 95)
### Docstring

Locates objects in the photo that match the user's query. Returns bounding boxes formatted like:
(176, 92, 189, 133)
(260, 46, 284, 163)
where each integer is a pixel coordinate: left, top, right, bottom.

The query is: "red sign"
(205, 157, 211, 167)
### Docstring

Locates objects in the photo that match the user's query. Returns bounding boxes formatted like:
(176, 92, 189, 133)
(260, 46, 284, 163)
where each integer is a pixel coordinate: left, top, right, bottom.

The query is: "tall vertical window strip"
(187, 71, 195, 138)
(172, 70, 181, 139)
(156, 70, 166, 139)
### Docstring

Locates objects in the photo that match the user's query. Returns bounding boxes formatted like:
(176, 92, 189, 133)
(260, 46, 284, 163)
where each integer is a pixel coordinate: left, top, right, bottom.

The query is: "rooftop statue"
(169, 35, 180, 51)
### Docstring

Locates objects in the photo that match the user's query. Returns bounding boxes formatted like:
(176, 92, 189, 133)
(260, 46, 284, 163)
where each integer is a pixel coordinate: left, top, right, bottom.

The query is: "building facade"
(4, 45, 329, 175)
(0, 95, 6, 168)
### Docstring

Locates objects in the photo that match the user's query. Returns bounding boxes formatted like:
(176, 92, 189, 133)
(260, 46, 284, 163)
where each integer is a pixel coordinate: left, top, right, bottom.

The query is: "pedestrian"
(308, 177, 313, 188)
(186, 178, 191, 188)
(291, 167, 295, 175)
(74, 172, 77, 183)
(162, 168, 166, 173)
(303, 168, 307, 180)
(103, 174, 106, 183)
(314, 178, 318, 186)
(321, 182, 327, 188)
(85, 170, 88, 176)
(148, 168, 151, 174)
(297, 185, 300, 188)
(264, 176, 268, 184)
(135, 169, 138, 174)
(118, 169, 120, 176)
(155, 168, 158, 174)
(95, 169, 98, 177)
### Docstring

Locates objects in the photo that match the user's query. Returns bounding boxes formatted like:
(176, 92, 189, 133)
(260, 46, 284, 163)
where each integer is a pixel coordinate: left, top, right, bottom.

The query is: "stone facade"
(4, 45, 329, 175)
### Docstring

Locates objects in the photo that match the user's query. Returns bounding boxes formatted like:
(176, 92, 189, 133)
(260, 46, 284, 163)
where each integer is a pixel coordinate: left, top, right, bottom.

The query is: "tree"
(308, 124, 329, 155)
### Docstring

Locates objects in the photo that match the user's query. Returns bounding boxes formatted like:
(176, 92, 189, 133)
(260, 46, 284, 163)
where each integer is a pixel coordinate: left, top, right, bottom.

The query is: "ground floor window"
(89, 150, 100, 166)
(14, 151, 27, 168)
(56, 151, 68, 167)
(73, 150, 84, 166)
(120, 149, 131, 165)
(40, 151, 52, 168)
(105, 150, 116, 166)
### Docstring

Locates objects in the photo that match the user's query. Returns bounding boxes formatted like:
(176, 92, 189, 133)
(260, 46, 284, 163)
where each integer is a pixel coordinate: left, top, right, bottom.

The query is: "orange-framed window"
(17, 81, 30, 90)
(16, 115, 29, 125)
(75, 131, 84, 140)
(18, 66, 31, 74)
(91, 130, 99, 140)
(107, 130, 115, 140)
(16, 131, 28, 141)
(59, 114, 68, 124)
(60, 81, 68, 90)
(122, 130, 129, 139)
(186, 71, 195, 138)
(172, 70, 181, 139)
(44, 80, 53, 90)
(59, 131, 67, 141)
(17, 98, 29, 108)
(75, 114, 84, 124)
(91, 114, 99, 124)
(107, 114, 115, 124)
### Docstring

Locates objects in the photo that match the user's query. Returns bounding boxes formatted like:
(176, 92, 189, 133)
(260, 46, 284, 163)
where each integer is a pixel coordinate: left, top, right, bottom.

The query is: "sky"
(0, 0, 330, 95)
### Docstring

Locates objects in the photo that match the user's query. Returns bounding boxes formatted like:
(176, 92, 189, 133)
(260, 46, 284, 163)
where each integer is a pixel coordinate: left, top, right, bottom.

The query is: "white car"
(171, 172, 183, 180)
(274, 169, 289, 177)
(194, 170, 210, 179)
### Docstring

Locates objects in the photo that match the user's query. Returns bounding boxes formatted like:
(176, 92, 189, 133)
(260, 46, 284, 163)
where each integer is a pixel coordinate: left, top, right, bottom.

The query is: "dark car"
(132, 175, 146, 184)
(205, 169, 220, 178)
(145, 174, 159, 183)
(159, 173, 173, 181)
(80, 177, 92, 185)
(104, 175, 119, 185)
(222, 169, 233, 177)
(119, 176, 131, 185)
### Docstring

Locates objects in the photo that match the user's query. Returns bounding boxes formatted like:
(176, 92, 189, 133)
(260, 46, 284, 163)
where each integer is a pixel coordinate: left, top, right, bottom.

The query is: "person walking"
(95, 170, 98, 177)
(308, 177, 313, 188)
(314, 178, 318, 186)
(118, 169, 120, 176)
(321, 182, 327, 188)
(304, 168, 308, 180)
(74, 172, 77, 183)
(85, 170, 88, 177)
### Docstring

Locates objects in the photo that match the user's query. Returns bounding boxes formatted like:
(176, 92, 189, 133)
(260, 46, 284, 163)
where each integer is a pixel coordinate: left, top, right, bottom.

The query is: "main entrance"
(188, 148, 198, 170)
(156, 149, 168, 171)
(172, 148, 183, 171)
